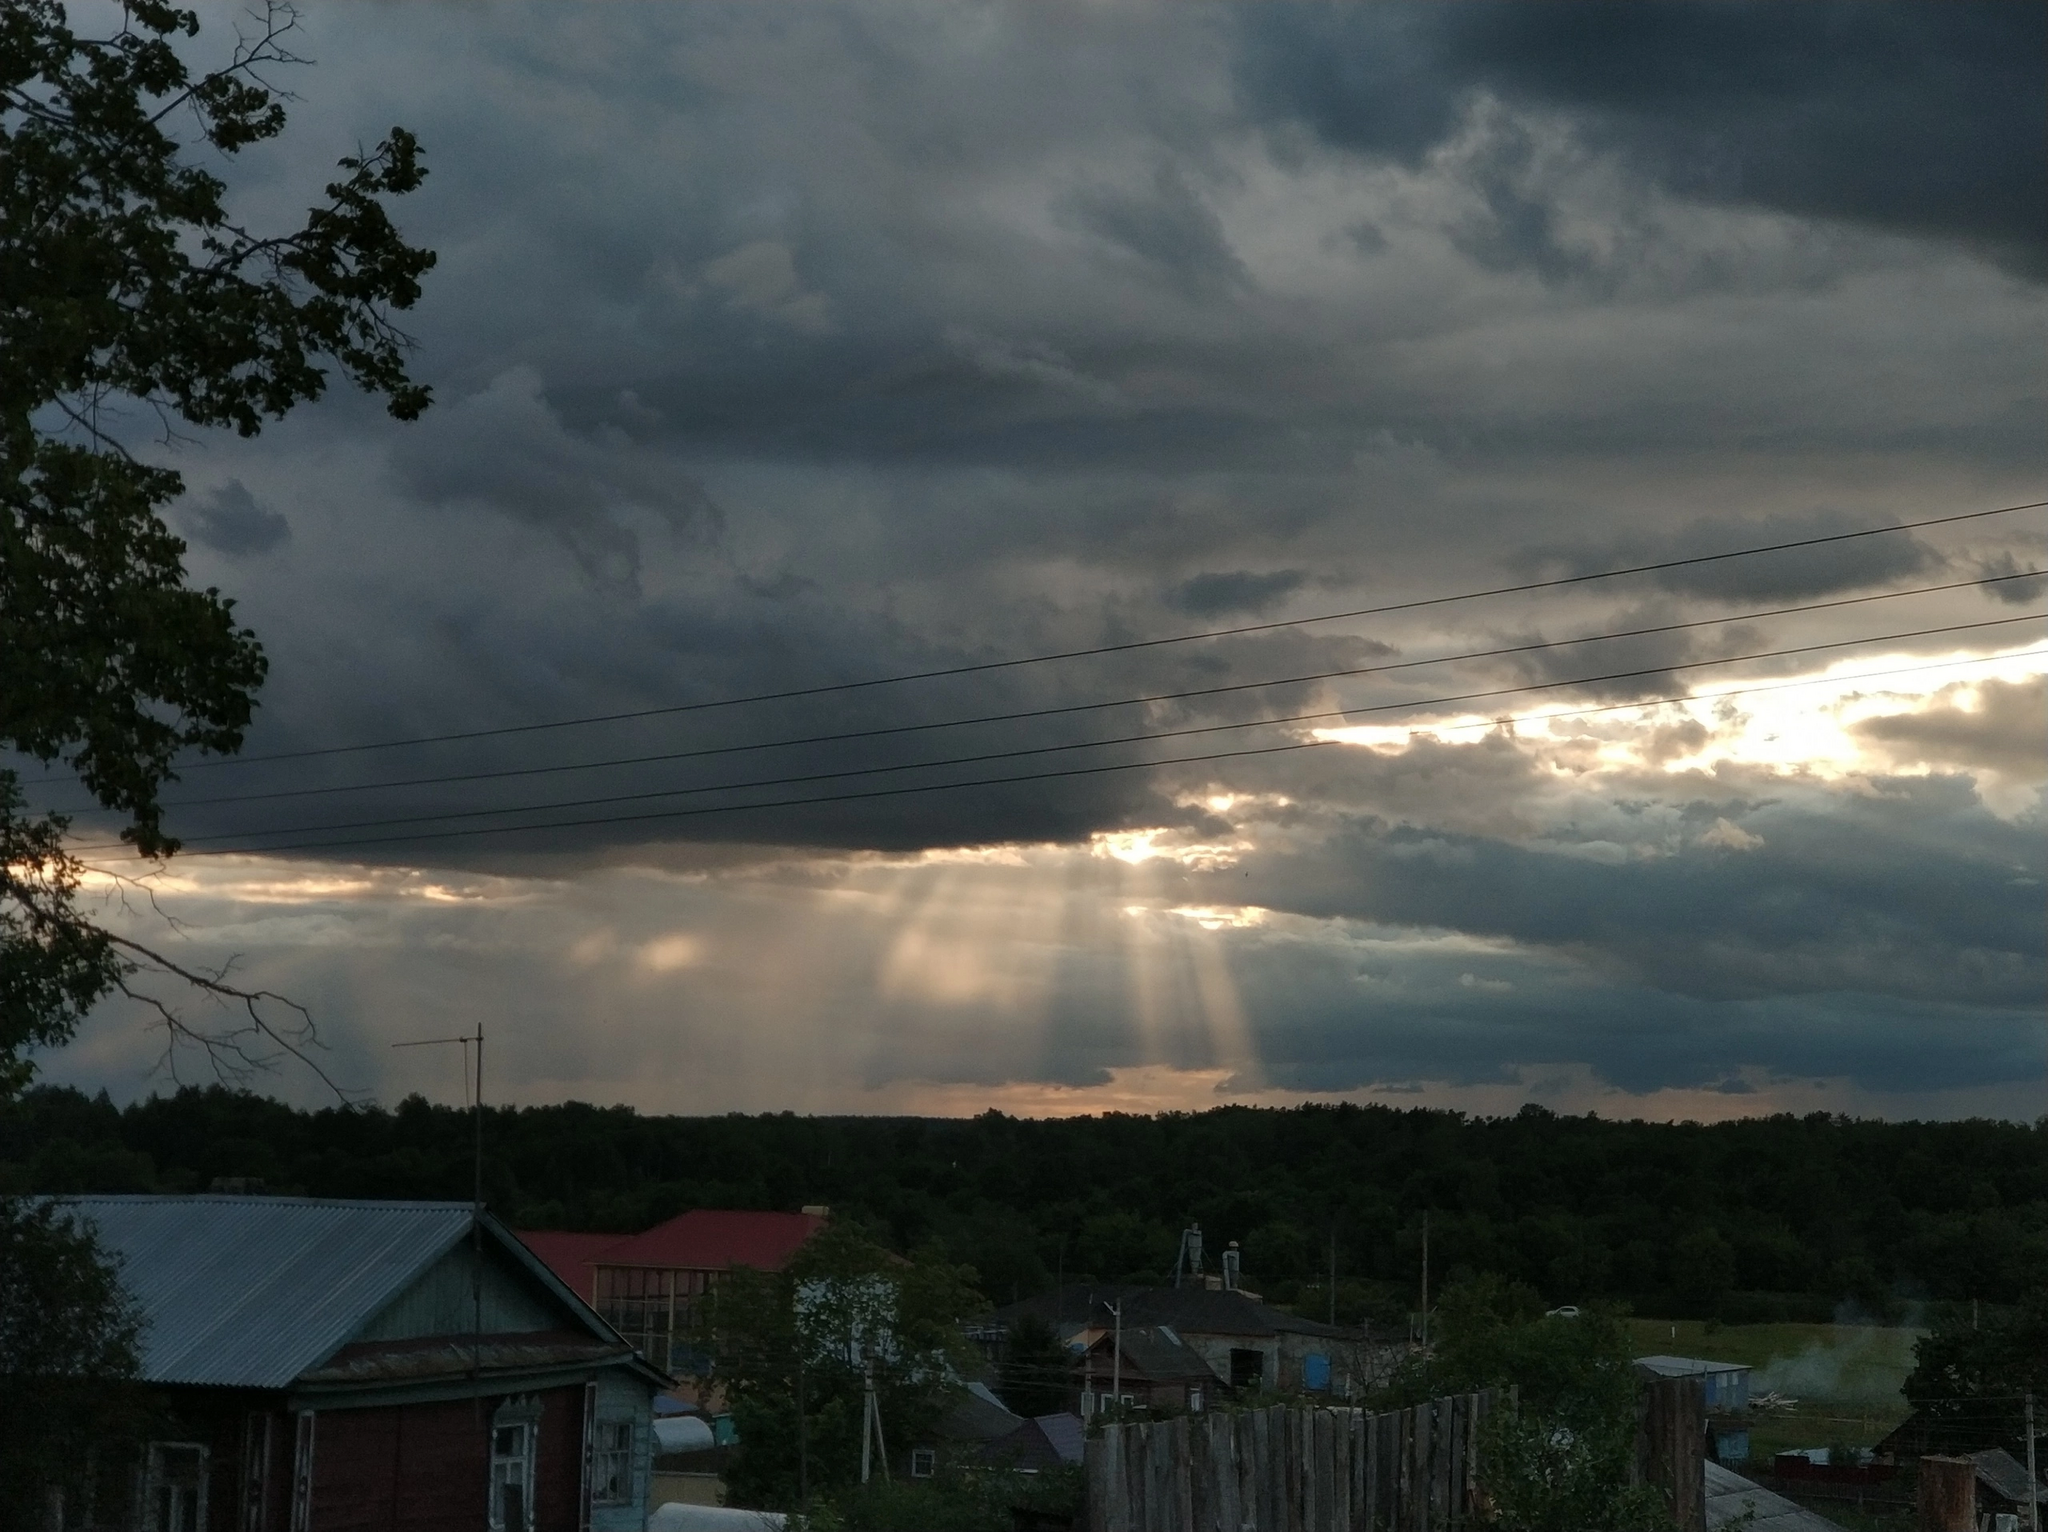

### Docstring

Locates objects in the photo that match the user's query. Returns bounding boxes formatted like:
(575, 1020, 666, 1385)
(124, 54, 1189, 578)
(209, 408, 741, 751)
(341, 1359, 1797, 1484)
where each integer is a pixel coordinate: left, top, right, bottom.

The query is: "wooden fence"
(1083, 1392, 1499, 1532)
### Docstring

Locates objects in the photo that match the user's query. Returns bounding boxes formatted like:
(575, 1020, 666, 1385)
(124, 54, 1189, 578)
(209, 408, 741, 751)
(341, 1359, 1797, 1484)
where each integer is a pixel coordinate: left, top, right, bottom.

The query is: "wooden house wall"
(355, 1242, 559, 1342)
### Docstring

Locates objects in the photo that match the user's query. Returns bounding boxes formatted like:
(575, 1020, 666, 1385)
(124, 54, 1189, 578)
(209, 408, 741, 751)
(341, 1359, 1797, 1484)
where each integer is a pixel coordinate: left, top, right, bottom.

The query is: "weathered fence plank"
(1089, 1390, 1502, 1532)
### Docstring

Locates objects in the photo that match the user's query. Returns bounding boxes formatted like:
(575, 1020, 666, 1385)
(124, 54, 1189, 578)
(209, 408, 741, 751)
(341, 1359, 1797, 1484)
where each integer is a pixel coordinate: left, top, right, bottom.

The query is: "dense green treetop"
(5, 1088, 2042, 1319)
(1, 0, 434, 1091)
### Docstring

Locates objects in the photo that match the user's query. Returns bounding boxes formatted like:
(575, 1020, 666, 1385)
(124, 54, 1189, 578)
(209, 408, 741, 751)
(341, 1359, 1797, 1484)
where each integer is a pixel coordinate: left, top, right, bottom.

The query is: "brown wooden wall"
(306, 1385, 586, 1532)
(138, 1384, 591, 1532)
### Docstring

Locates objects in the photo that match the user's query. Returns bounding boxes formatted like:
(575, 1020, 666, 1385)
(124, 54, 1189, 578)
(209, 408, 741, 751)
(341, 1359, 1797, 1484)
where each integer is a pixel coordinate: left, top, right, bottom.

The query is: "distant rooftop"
(514, 1229, 623, 1300)
(594, 1208, 827, 1273)
(992, 1283, 1365, 1341)
(1636, 1354, 1750, 1377)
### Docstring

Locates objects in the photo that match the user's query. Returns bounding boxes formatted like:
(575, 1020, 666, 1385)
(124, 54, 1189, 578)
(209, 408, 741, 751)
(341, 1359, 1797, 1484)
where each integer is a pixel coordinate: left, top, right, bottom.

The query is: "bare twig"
(106, 930, 355, 1101)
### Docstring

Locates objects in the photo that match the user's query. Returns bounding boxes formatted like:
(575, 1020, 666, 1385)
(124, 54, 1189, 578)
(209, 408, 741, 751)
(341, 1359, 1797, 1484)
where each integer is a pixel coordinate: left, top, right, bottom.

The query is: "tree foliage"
(0, 1197, 145, 1524)
(11, 1088, 2040, 1320)
(0, 0, 434, 1088)
(1902, 1287, 2048, 1459)
(705, 1222, 985, 1512)
(999, 1313, 1073, 1419)
(1381, 1275, 1671, 1532)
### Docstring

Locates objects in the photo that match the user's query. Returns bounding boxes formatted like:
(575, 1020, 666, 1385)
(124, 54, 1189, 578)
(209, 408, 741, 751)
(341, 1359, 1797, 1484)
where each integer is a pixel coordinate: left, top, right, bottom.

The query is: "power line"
(136, 612, 2046, 857)
(70, 567, 2034, 815)
(158, 495, 2048, 771)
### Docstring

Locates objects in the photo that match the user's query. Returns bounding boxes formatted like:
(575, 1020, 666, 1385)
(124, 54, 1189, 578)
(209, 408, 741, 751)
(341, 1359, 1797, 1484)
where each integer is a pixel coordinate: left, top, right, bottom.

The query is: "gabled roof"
(1088, 1324, 1219, 1384)
(594, 1209, 825, 1272)
(985, 1413, 1087, 1471)
(1971, 1448, 2046, 1505)
(938, 1382, 1027, 1443)
(1036, 1412, 1085, 1465)
(1637, 1354, 1750, 1378)
(515, 1229, 624, 1300)
(61, 1195, 626, 1390)
(1705, 1462, 1845, 1532)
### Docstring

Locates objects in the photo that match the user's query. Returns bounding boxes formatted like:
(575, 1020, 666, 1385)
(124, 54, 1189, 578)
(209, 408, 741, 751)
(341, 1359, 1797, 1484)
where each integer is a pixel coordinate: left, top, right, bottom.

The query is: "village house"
(986, 1283, 1389, 1410)
(519, 1208, 827, 1377)
(56, 1194, 667, 1532)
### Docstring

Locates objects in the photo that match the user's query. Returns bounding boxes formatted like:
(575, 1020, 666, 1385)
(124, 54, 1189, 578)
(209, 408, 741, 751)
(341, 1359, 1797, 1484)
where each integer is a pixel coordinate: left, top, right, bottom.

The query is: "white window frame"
(141, 1441, 210, 1532)
(490, 1397, 542, 1532)
(289, 1412, 315, 1532)
(590, 1418, 636, 1506)
(241, 1412, 272, 1532)
(909, 1447, 937, 1479)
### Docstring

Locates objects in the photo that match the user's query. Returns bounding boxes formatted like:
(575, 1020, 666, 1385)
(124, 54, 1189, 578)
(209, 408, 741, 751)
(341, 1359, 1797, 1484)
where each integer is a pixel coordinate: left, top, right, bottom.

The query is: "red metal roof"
(514, 1230, 625, 1301)
(596, 1209, 826, 1273)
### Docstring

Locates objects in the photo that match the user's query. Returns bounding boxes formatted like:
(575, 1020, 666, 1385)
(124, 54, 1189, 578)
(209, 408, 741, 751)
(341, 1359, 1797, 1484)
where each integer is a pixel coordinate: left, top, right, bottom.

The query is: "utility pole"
(859, 1354, 889, 1484)
(2027, 1392, 2039, 1532)
(1107, 1299, 1123, 1415)
(1328, 1222, 1338, 1327)
(1420, 1212, 1430, 1351)
(797, 1357, 809, 1512)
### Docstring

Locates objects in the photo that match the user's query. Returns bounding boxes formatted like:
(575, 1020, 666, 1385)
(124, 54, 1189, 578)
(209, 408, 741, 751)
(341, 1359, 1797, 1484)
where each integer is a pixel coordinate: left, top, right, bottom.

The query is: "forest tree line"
(4, 1086, 2041, 1324)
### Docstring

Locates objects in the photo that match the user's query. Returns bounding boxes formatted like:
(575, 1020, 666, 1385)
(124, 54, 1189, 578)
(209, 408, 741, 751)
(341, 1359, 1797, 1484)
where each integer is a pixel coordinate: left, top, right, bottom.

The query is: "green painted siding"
(357, 1241, 559, 1340)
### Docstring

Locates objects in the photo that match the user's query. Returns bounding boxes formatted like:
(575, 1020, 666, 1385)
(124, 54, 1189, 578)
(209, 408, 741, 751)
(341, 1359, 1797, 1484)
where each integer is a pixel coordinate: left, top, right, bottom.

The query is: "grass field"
(1625, 1319, 1925, 1459)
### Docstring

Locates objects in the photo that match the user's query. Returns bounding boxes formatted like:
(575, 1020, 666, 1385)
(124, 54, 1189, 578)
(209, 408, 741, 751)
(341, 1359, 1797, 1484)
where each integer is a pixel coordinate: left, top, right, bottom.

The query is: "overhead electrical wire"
(112, 610, 2045, 857)
(78, 566, 2036, 815)
(153, 495, 2048, 771)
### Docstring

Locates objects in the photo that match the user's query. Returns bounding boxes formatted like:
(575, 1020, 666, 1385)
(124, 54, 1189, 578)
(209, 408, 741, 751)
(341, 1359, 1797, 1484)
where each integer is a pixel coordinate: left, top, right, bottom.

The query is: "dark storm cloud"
(1062, 162, 1252, 297)
(1235, 958, 2041, 1100)
(1977, 552, 2048, 607)
(1527, 507, 1943, 604)
(1237, 1, 2048, 277)
(180, 479, 291, 556)
(391, 367, 722, 590)
(1170, 569, 1309, 618)
(1205, 772, 2045, 1009)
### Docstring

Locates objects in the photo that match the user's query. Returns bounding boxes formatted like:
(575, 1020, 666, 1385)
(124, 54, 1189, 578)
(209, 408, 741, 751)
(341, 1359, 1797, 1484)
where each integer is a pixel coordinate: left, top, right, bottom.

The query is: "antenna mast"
(393, 1026, 487, 1379)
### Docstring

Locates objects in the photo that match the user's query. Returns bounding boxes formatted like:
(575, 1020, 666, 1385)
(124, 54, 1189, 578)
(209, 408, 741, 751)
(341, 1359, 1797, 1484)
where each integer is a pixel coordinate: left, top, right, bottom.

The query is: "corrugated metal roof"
(1705, 1462, 1846, 1532)
(1972, 1447, 2046, 1504)
(1636, 1354, 1750, 1377)
(62, 1195, 475, 1389)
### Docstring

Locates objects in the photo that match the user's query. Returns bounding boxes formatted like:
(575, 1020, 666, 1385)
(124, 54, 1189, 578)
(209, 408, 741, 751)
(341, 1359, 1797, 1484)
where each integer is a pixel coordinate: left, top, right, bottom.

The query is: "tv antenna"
(393, 1024, 486, 1380)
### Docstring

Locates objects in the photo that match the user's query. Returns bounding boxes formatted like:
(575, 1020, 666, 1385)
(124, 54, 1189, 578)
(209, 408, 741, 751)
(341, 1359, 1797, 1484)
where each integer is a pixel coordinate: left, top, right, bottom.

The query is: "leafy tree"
(1, 3, 434, 1514)
(0, 1198, 145, 1525)
(1381, 1275, 1672, 1532)
(999, 1313, 1072, 1419)
(704, 1222, 985, 1511)
(1903, 1289, 2048, 1457)
(1, 0, 435, 1089)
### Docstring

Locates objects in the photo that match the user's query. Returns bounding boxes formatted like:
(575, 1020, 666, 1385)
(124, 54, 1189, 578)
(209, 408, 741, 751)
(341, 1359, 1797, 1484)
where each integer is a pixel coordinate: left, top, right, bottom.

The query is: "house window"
(143, 1442, 209, 1532)
(490, 1398, 541, 1532)
(910, 1448, 937, 1479)
(240, 1413, 272, 1532)
(591, 1419, 635, 1506)
(1229, 1349, 1264, 1390)
(1188, 1388, 1204, 1414)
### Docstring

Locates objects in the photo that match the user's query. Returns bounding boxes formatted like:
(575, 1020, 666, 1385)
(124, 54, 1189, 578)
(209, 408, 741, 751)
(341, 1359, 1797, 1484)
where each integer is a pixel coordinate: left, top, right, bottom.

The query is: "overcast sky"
(35, 0, 2048, 1121)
